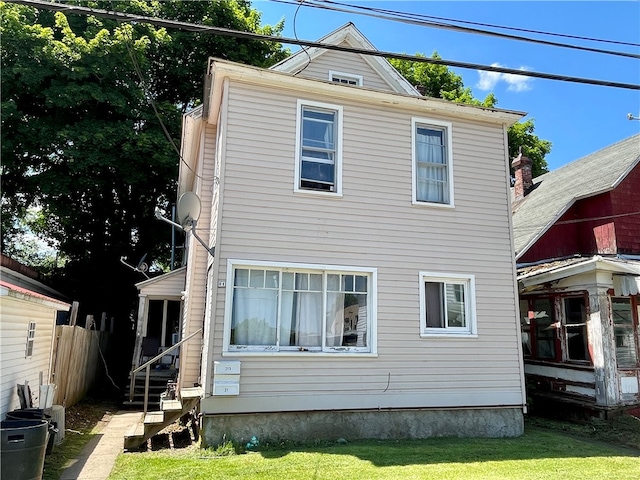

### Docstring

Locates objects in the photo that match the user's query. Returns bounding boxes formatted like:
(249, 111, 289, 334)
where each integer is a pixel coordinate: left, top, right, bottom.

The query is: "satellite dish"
(177, 192, 202, 228)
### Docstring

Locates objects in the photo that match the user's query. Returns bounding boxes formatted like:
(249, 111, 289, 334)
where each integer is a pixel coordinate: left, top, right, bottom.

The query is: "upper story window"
(419, 272, 477, 337)
(295, 100, 343, 196)
(412, 118, 454, 207)
(329, 71, 363, 86)
(225, 260, 376, 354)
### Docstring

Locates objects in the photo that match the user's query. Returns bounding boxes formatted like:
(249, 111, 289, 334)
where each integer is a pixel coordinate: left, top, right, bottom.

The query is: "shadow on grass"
(249, 426, 639, 467)
(43, 432, 101, 480)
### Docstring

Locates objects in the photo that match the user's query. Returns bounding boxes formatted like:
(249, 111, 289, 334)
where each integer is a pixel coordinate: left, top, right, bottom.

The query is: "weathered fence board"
(50, 325, 110, 407)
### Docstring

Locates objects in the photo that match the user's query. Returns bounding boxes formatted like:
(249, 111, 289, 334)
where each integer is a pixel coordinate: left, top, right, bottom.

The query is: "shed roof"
(512, 133, 640, 259)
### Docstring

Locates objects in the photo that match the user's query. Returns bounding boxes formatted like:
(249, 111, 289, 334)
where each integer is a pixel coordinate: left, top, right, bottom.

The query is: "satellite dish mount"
(155, 192, 214, 257)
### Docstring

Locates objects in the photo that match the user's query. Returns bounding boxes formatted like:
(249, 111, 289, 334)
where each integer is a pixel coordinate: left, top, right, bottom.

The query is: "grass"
(108, 420, 640, 480)
(42, 396, 119, 480)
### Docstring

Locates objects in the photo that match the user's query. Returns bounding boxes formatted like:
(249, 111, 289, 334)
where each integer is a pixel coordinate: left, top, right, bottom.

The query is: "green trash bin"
(1, 419, 49, 480)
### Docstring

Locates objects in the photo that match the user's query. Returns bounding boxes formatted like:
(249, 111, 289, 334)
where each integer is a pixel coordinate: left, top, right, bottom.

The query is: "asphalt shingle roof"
(512, 133, 640, 258)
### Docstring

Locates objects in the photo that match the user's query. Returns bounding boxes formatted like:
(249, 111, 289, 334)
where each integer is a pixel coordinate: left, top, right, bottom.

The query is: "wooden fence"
(50, 325, 110, 408)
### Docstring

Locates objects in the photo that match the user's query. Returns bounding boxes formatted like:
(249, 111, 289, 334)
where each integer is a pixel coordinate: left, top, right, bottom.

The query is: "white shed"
(0, 257, 70, 419)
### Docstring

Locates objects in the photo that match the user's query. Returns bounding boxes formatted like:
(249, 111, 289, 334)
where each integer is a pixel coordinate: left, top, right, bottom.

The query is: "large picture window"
(412, 118, 454, 207)
(295, 100, 343, 196)
(419, 272, 476, 336)
(225, 261, 375, 354)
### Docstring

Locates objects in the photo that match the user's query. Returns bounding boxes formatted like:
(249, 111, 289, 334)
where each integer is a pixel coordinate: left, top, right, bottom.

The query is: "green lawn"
(109, 426, 640, 480)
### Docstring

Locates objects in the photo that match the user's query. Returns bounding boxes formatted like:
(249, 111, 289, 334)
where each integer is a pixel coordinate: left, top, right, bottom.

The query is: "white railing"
(128, 328, 202, 414)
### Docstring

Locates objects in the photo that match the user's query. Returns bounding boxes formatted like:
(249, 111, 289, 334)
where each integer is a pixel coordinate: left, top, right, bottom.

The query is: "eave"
(205, 58, 525, 129)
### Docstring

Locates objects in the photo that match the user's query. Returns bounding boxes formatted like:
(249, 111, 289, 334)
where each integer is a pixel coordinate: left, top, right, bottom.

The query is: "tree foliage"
(390, 53, 551, 177)
(1, 1, 286, 325)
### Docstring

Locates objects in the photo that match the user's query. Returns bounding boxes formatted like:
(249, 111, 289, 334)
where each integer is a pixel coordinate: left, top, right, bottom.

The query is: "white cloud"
(477, 63, 532, 92)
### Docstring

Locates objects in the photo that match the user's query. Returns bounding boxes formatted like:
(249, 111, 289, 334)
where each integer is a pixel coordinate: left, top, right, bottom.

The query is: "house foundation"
(200, 407, 524, 447)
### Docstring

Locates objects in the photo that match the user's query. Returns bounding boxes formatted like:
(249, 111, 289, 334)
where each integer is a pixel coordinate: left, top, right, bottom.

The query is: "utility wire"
(298, 0, 640, 48)
(7, 0, 640, 91)
(269, 0, 640, 59)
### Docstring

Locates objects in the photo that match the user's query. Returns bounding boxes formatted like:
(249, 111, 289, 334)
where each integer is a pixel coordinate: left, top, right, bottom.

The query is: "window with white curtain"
(295, 100, 343, 196)
(226, 261, 375, 353)
(412, 118, 454, 206)
(419, 272, 476, 337)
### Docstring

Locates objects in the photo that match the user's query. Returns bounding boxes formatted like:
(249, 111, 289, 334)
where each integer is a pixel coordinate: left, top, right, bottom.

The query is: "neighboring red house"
(512, 133, 640, 416)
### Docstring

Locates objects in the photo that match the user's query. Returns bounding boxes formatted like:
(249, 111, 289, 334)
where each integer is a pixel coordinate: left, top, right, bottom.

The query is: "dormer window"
(329, 71, 363, 87)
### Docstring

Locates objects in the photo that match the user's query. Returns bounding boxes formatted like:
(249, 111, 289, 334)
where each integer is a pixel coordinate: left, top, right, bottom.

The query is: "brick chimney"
(512, 149, 533, 200)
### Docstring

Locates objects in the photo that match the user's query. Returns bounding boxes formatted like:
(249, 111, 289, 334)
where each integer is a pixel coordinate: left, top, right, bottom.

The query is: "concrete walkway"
(59, 411, 141, 480)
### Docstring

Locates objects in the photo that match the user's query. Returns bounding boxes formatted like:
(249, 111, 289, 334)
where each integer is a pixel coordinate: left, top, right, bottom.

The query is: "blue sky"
(254, 0, 640, 172)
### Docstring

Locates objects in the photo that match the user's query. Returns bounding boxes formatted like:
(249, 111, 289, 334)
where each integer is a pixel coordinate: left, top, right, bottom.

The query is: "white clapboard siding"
(296, 41, 397, 93)
(0, 295, 58, 418)
(136, 267, 186, 298)
(192, 79, 522, 414)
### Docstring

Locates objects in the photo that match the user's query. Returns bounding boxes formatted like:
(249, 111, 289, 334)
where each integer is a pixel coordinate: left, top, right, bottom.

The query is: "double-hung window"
(295, 100, 343, 195)
(412, 118, 454, 206)
(419, 272, 476, 337)
(226, 261, 375, 354)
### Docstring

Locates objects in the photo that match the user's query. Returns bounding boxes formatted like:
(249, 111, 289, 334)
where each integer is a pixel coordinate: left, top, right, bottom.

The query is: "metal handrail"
(129, 328, 203, 414)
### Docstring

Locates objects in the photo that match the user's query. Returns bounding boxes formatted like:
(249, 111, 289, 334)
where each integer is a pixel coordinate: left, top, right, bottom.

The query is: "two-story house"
(154, 23, 528, 446)
(512, 134, 640, 417)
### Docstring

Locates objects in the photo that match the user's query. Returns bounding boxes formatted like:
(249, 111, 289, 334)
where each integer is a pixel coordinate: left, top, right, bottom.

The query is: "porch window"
(563, 297, 590, 362)
(533, 298, 556, 360)
(226, 261, 375, 354)
(612, 298, 638, 368)
(519, 299, 532, 356)
(419, 272, 476, 337)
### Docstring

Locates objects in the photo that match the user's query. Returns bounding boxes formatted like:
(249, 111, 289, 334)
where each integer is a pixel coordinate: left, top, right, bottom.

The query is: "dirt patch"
(526, 413, 640, 453)
(65, 396, 119, 434)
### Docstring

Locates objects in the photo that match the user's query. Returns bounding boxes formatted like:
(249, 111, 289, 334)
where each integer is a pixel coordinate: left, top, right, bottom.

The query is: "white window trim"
(419, 272, 477, 338)
(294, 99, 343, 197)
(223, 259, 377, 355)
(25, 321, 36, 358)
(328, 70, 363, 86)
(411, 117, 455, 208)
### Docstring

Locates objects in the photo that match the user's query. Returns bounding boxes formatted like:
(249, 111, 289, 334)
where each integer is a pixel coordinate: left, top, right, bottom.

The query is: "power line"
(7, 0, 640, 91)
(269, 0, 640, 59)
(300, 0, 640, 48)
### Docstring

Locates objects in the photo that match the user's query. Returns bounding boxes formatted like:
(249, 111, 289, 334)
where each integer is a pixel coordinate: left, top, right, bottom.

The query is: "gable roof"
(512, 133, 640, 259)
(270, 22, 420, 96)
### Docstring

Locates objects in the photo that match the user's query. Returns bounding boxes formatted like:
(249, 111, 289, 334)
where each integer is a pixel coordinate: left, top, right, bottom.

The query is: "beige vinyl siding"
(1, 295, 57, 418)
(201, 80, 522, 413)
(179, 124, 217, 388)
(296, 41, 397, 93)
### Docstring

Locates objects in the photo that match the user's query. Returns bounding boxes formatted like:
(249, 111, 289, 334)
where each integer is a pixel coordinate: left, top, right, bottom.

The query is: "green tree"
(390, 53, 551, 177)
(1, 1, 286, 330)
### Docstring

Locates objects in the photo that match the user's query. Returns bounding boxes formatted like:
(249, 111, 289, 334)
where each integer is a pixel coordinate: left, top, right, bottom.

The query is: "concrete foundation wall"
(201, 407, 524, 447)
